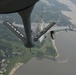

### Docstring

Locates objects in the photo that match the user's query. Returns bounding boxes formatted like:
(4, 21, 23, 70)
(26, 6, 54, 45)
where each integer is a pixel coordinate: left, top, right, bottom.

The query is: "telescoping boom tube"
(33, 22, 56, 42)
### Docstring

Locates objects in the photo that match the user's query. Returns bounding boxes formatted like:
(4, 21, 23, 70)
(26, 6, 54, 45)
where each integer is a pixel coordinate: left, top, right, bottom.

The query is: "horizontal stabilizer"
(3, 21, 26, 42)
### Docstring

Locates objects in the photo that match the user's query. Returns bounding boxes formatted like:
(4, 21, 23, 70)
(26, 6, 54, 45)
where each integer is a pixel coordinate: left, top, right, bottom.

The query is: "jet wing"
(47, 26, 70, 32)
(0, 20, 75, 34)
(13, 23, 73, 32)
(12, 23, 39, 33)
(0, 20, 38, 33)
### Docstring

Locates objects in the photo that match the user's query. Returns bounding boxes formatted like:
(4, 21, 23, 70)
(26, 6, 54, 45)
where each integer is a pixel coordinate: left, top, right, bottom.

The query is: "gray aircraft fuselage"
(0, 0, 39, 48)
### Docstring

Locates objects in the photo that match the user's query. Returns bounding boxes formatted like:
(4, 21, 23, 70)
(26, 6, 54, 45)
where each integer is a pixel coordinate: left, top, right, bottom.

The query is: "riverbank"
(3, 34, 58, 75)
(57, 0, 76, 25)
(9, 62, 23, 75)
(51, 39, 59, 58)
(13, 31, 76, 75)
(8, 45, 58, 75)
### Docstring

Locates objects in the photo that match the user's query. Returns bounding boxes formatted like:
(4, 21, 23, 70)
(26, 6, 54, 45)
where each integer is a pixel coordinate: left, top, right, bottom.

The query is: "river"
(13, 0, 76, 75)
(13, 31, 76, 75)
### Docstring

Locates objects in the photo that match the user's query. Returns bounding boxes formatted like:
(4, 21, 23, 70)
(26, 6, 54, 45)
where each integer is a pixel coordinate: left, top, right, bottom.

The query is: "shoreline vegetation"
(3, 36, 58, 75)
(8, 39, 59, 75)
(51, 39, 59, 58)
(0, 24, 58, 75)
(9, 63, 23, 75)
(0, 0, 73, 74)
(9, 55, 59, 75)
(9, 56, 58, 75)
(0, 30, 58, 75)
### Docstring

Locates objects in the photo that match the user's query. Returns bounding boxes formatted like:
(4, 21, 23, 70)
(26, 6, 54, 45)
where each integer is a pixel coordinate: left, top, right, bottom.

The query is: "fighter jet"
(0, 0, 75, 49)
(3, 21, 55, 42)
(2, 20, 74, 43)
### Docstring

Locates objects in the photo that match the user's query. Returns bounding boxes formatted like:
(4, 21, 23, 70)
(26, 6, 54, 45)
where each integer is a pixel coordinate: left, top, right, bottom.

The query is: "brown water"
(13, 1, 76, 75)
(14, 31, 76, 75)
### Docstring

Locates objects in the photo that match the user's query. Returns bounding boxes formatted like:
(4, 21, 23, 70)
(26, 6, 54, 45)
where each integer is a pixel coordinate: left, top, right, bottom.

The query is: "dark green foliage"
(36, 51, 44, 59)
(31, 0, 73, 26)
(0, 1, 72, 74)
(0, 52, 3, 61)
(0, 39, 12, 50)
(0, 0, 73, 26)
(46, 46, 57, 56)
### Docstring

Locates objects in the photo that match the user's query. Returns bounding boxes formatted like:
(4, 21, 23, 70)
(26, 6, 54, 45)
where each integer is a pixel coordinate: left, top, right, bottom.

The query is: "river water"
(14, 0, 76, 75)
(14, 31, 76, 75)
